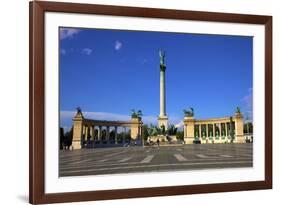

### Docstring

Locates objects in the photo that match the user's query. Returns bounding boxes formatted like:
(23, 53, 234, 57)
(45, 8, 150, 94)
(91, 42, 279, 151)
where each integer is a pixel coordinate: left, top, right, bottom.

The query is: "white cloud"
(81, 48, 93, 55)
(241, 88, 253, 109)
(60, 28, 80, 40)
(114, 40, 122, 51)
(60, 110, 157, 125)
(175, 121, 184, 128)
(142, 116, 157, 125)
(60, 111, 186, 131)
(84, 111, 130, 121)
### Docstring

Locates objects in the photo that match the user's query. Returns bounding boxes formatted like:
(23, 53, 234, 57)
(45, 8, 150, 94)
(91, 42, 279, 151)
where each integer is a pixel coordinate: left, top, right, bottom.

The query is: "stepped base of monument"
(144, 142, 184, 147)
(146, 135, 184, 146)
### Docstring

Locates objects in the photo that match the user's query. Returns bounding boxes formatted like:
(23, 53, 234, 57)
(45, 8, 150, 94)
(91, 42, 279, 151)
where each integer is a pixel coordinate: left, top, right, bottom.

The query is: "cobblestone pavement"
(59, 143, 253, 177)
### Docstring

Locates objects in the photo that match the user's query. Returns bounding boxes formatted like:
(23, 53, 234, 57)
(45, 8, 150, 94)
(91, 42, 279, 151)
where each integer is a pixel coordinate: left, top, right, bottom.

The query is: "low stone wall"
(185, 135, 247, 144)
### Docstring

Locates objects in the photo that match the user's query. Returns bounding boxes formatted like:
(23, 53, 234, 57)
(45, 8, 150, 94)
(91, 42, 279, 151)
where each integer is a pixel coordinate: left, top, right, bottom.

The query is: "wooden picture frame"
(29, 1, 272, 204)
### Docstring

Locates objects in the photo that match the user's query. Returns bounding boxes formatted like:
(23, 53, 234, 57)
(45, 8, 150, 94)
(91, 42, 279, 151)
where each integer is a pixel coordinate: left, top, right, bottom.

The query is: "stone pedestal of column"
(158, 115, 168, 130)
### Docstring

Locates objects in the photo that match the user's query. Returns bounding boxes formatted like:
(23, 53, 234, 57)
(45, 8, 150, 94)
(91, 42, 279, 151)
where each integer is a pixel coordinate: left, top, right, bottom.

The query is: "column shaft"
(123, 127, 126, 143)
(160, 69, 166, 116)
(98, 126, 102, 141)
(219, 123, 222, 137)
(115, 126, 118, 144)
(199, 124, 202, 139)
(90, 126, 94, 140)
(106, 126, 110, 142)
(85, 126, 88, 139)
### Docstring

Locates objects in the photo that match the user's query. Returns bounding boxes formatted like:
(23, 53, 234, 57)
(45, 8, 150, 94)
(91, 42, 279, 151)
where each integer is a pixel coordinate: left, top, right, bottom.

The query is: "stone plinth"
(183, 116, 195, 144)
(130, 117, 142, 140)
(234, 113, 244, 143)
(72, 112, 84, 149)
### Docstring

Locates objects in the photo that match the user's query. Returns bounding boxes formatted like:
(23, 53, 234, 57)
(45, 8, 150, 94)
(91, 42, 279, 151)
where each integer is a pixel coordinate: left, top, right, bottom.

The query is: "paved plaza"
(59, 143, 253, 177)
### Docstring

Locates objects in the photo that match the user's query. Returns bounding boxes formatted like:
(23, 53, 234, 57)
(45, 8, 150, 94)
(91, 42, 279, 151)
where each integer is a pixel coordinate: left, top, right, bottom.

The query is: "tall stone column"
(206, 124, 209, 138)
(158, 51, 168, 129)
(160, 66, 166, 117)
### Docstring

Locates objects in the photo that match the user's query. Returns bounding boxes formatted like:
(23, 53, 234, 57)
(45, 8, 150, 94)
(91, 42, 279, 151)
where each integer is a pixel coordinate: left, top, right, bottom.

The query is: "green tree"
(167, 125, 178, 135)
(109, 130, 115, 141)
(64, 126, 73, 148)
(59, 127, 65, 150)
(142, 125, 149, 141)
(176, 131, 184, 141)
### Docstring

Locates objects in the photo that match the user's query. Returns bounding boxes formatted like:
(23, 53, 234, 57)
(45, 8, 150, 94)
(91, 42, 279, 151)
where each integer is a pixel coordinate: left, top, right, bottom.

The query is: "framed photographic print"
(29, 1, 272, 204)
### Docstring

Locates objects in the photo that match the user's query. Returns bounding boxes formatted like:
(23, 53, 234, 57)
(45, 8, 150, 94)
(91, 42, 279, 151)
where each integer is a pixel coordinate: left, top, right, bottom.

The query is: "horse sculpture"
(183, 107, 194, 117)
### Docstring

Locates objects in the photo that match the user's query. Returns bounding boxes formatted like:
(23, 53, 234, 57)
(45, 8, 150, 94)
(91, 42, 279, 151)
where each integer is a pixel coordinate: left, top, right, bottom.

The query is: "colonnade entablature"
(72, 110, 143, 149)
(183, 113, 244, 144)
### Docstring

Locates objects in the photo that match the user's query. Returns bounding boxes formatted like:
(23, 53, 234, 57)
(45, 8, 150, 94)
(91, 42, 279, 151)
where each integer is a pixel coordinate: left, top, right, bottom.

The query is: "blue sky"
(59, 27, 253, 130)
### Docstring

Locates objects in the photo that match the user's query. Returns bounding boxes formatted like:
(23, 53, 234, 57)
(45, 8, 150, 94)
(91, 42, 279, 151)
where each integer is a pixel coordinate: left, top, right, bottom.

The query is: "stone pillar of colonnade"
(90, 126, 94, 141)
(84, 126, 88, 141)
(123, 127, 126, 143)
(213, 124, 216, 138)
(106, 126, 110, 143)
(199, 124, 202, 140)
(224, 123, 227, 141)
(114, 126, 118, 144)
(72, 111, 84, 149)
(219, 123, 222, 143)
(98, 126, 102, 141)
(234, 113, 244, 143)
(206, 123, 209, 139)
(219, 123, 222, 137)
(183, 116, 195, 144)
(227, 122, 230, 138)
(130, 117, 143, 140)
